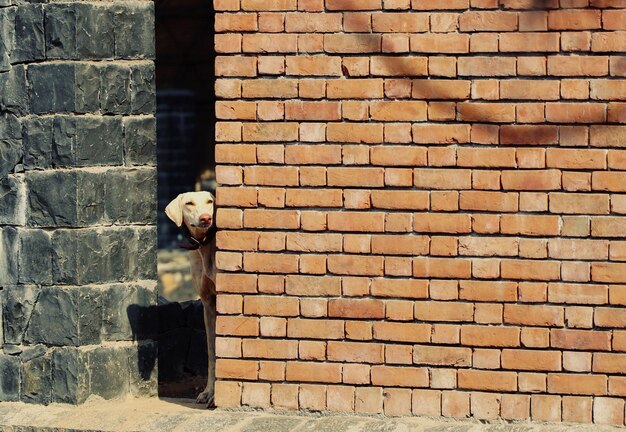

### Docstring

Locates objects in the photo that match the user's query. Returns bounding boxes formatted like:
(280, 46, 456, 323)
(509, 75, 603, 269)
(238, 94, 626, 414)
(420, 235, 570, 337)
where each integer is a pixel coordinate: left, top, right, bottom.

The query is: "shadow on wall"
(127, 299, 208, 398)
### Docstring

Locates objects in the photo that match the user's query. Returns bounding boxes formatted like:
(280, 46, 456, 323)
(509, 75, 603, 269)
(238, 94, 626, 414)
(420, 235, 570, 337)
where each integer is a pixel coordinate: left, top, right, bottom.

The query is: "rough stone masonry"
(212, 0, 626, 426)
(0, 0, 157, 403)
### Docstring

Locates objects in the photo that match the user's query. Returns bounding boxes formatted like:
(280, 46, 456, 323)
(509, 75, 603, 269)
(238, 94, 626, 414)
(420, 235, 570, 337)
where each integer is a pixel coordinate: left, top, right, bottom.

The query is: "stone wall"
(213, 0, 626, 426)
(0, 0, 157, 403)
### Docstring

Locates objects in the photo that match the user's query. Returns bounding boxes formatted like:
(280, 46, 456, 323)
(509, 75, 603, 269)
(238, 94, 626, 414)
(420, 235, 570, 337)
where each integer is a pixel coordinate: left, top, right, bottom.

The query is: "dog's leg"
(206, 293, 216, 407)
(195, 296, 215, 406)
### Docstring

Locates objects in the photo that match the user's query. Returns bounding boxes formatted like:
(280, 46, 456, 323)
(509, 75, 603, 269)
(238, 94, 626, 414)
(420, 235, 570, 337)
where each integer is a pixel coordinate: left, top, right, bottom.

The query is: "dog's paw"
(206, 394, 215, 409)
(196, 390, 212, 405)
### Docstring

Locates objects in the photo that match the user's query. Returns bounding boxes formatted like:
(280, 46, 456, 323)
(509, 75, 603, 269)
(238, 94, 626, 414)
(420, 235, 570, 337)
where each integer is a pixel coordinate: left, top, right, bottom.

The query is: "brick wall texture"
(0, 0, 157, 403)
(213, 0, 626, 425)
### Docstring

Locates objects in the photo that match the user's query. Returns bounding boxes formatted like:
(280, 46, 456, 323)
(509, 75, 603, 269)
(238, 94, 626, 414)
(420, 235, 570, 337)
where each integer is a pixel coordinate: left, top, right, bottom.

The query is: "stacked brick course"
(213, 0, 626, 425)
(0, 0, 157, 403)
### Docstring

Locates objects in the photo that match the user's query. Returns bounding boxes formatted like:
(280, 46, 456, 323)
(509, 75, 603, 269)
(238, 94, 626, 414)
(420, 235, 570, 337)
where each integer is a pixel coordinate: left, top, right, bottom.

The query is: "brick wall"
(0, 0, 157, 403)
(213, 0, 626, 425)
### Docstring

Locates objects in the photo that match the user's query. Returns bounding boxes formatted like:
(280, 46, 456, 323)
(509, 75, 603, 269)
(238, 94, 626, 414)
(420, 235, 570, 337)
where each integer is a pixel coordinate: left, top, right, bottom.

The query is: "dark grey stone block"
(130, 63, 155, 114)
(76, 3, 113, 59)
(123, 116, 155, 165)
(88, 347, 129, 399)
(129, 340, 157, 397)
(28, 63, 76, 114)
(100, 64, 130, 114)
(75, 116, 123, 165)
(0, 227, 18, 287)
(52, 228, 133, 285)
(129, 226, 157, 280)
(0, 65, 28, 115)
(44, 3, 76, 60)
(0, 114, 22, 179)
(0, 176, 25, 225)
(75, 63, 100, 113)
(77, 286, 101, 345)
(51, 348, 89, 404)
(0, 354, 19, 401)
(113, 2, 154, 59)
(52, 116, 123, 167)
(103, 284, 155, 341)
(0, 8, 15, 73)
(51, 116, 75, 166)
(19, 229, 52, 284)
(104, 168, 156, 225)
(76, 170, 106, 226)
(0, 112, 20, 139)
(2, 285, 40, 345)
(12, 5, 44, 63)
(0, 139, 21, 179)
(22, 116, 52, 169)
(26, 170, 78, 227)
(24, 287, 79, 346)
(20, 346, 51, 404)
(50, 229, 77, 284)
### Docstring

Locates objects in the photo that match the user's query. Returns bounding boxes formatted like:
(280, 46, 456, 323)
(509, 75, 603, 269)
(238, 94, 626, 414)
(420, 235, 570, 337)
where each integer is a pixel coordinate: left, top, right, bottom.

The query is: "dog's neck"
(180, 224, 216, 251)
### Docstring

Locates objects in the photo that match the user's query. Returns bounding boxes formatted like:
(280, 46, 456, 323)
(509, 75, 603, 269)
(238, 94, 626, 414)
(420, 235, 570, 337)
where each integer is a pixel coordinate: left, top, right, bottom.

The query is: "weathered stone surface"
(100, 64, 130, 114)
(24, 287, 79, 346)
(75, 117, 123, 165)
(26, 170, 77, 227)
(88, 347, 129, 399)
(0, 354, 19, 402)
(0, 65, 27, 115)
(18, 230, 52, 285)
(12, 5, 44, 63)
(113, 3, 154, 59)
(0, 140, 21, 180)
(28, 63, 76, 114)
(129, 341, 157, 397)
(51, 347, 89, 404)
(0, 114, 22, 179)
(130, 64, 155, 114)
(44, 4, 76, 60)
(52, 227, 151, 285)
(52, 116, 123, 167)
(76, 171, 106, 225)
(22, 116, 52, 169)
(104, 168, 156, 224)
(123, 116, 156, 166)
(51, 116, 75, 166)
(0, 8, 15, 73)
(103, 283, 155, 341)
(77, 287, 101, 345)
(130, 226, 157, 280)
(75, 63, 100, 113)
(20, 346, 51, 405)
(0, 227, 18, 287)
(76, 3, 113, 59)
(2, 285, 39, 345)
(0, 176, 25, 226)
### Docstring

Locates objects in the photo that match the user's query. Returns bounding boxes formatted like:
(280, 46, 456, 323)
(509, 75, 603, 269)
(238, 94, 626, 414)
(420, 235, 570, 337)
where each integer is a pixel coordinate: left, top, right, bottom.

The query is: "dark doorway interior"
(154, 0, 214, 398)
(156, 0, 215, 250)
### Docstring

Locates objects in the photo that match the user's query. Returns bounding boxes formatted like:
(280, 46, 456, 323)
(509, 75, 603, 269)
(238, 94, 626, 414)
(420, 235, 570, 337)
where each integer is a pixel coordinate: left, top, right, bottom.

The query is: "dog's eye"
(185, 201, 195, 206)
(207, 200, 213, 204)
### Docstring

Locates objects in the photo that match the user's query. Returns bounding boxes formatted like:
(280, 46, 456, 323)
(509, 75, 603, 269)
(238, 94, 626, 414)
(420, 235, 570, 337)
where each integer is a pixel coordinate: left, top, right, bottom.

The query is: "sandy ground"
(0, 397, 623, 432)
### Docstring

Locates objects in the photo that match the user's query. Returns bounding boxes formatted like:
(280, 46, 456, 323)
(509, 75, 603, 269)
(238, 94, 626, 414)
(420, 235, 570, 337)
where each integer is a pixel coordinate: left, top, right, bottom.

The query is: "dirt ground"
(0, 397, 623, 432)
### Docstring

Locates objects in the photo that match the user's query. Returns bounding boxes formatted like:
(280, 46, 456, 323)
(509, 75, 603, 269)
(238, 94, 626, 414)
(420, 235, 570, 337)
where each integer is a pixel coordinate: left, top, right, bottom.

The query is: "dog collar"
(179, 224, 216, 251)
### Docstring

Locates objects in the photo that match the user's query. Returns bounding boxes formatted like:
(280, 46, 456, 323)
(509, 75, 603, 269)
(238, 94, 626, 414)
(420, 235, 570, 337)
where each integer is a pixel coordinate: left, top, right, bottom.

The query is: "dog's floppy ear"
(165, 194, 184, 227)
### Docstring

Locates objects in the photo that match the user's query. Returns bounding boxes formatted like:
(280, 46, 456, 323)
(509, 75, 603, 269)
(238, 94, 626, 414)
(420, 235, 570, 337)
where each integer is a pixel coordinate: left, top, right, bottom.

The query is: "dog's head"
(165, 191, 215, 230)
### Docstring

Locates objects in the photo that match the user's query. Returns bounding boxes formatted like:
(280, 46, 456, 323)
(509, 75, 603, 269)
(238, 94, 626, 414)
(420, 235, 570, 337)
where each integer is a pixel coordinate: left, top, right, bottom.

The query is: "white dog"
(165, 191, 217, 406)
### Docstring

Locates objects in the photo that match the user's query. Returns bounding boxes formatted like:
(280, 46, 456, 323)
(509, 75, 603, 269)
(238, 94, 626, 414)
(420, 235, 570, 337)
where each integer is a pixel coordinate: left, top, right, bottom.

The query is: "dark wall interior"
(155, 0, 214, 249)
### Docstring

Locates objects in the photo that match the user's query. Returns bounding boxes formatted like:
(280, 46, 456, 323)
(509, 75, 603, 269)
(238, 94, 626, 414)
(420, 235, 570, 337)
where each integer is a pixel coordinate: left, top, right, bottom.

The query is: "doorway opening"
(154, 0, 215, 399)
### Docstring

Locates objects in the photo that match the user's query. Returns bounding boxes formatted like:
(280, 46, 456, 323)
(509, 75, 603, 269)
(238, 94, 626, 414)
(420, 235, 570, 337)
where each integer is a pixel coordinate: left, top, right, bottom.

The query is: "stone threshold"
(0, 397, 622, 432)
